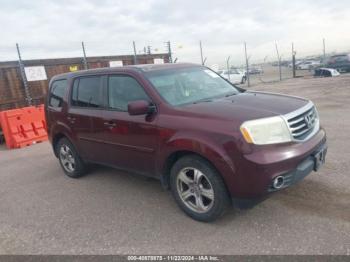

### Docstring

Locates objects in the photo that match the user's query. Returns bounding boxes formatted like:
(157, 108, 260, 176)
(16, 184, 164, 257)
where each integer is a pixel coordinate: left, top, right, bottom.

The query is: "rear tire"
(56, 137, 87, 178)
(170, 155, 231, 222)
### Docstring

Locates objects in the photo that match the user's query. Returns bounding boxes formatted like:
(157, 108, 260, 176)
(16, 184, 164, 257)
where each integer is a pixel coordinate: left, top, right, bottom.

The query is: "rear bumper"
(226, 128, 327, 199)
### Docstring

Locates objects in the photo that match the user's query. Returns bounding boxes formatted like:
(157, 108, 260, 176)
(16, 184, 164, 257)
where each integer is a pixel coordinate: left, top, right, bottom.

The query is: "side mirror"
(127, 100, 155, 115)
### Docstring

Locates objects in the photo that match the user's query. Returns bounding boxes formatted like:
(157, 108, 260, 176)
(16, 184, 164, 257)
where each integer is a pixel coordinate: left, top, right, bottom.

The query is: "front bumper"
(267, 142, 327, 192)
(227, 128, 327, 199)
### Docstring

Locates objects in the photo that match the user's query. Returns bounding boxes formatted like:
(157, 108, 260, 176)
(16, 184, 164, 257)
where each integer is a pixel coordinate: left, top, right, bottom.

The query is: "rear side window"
(108, 75, 150, 111)
(71, 76, 101, 108)
(49, 79, 68, 108)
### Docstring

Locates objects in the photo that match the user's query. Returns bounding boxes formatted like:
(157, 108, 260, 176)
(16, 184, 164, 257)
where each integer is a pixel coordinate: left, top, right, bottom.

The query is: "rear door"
(96, 74, 159, 176)
(46, 79, 69, 137)
(67, 75, 104, 161)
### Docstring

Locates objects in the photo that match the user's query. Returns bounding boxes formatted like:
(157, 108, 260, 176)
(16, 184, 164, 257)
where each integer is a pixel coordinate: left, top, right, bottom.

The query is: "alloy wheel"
(176, 167, 214, 213)
(59, 144, 76, 173)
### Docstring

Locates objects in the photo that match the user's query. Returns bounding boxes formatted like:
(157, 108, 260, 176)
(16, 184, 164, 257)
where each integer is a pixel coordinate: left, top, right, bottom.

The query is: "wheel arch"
(161, 150, 197, 188)
(160, 146, 235, 195)
(52, 133, 66, 157)
(52, 131, 76, 158)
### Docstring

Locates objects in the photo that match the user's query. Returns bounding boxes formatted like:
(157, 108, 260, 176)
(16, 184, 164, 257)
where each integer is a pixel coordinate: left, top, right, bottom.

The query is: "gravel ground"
(0, 74, 349, 255)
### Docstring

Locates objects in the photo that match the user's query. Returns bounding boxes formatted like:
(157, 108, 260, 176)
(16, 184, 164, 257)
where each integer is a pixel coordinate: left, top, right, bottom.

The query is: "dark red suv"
(45, 63, 327, 221)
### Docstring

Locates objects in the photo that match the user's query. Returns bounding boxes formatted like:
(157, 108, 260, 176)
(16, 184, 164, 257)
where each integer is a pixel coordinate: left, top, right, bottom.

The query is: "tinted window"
(108, 75, 149, 111)
(72, 77, 101, 108)
(49, 79, 68, 108)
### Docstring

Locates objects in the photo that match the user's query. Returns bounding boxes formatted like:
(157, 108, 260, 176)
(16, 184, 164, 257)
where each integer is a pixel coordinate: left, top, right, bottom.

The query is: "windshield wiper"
(225, 92, 238, 97)
(192, 99, 213, 104)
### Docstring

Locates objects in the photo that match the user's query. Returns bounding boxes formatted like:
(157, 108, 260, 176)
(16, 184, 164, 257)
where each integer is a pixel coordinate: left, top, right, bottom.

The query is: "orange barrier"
(0, 104, 48, 149)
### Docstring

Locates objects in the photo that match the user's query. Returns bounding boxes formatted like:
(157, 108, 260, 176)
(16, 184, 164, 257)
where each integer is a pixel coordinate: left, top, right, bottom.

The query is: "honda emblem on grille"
(304, 113, 313, 128)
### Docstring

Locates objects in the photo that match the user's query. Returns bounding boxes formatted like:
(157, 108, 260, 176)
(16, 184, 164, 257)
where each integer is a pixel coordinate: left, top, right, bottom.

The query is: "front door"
(97, 74, 159, 176)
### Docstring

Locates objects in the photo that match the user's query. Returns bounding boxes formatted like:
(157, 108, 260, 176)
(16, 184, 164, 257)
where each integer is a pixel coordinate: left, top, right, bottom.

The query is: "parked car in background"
(297, 60, 321, 70)
(219, 68, 246, 84)
(45, 63, 327, 222)
(248, 67, 263, 74)
(314, 68, 340, 77)
(279, 61, 290, 67)
(325, 54, 350, 72)
(288, 60, 303, 68)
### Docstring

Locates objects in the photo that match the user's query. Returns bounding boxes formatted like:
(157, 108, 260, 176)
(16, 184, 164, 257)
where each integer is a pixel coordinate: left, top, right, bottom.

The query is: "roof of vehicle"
(330, 53, 349, 57)
(51, 63, 200, 81)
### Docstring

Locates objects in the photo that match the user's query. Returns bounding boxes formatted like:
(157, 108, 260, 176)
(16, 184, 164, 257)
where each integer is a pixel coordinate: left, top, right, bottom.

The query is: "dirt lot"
(0, 74, 349, 255)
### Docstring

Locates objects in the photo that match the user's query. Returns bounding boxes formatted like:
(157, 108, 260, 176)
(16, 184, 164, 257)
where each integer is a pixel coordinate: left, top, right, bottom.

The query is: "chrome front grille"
(284, 102, 319, 141)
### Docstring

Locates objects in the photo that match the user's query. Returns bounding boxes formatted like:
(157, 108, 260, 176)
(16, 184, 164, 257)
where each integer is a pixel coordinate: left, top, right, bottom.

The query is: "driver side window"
(108, 75, 150, 111)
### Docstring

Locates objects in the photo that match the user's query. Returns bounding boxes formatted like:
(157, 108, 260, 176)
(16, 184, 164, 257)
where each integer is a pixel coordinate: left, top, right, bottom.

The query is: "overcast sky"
(0, 0, 349, 66)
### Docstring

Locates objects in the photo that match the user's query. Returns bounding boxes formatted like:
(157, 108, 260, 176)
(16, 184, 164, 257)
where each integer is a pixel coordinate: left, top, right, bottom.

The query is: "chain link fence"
(0, 38, 330, 110)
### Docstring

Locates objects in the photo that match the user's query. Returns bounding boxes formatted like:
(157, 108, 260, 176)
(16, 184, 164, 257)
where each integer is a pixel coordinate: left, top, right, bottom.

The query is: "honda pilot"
(45, 63, 327, 222)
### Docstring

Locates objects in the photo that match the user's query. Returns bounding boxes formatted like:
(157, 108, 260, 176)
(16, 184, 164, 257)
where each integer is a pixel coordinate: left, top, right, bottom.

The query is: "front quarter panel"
(156, 122, 241, 196)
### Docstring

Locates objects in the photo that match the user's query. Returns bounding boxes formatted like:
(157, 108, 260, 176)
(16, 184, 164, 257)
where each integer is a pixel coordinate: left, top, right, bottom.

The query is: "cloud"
(0, 0, 349, 65)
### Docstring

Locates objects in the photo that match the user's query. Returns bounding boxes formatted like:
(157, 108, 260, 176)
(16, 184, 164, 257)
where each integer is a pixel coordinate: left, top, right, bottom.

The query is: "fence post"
(292, 42, 296, 78)
(16, 43, 32, 106)
(147, 46, 151, 55)
(203, 57, 207, 65)
(275, 42, 282, 81)
(81, 41, 88, 70)
(244, 42, 250, 87)
(323, 38, 326, 62)
(199, 41, 204, 65)
(133, 41, 138, 65)
(226, 56, 231, 81)
(165, 41, 172, 63)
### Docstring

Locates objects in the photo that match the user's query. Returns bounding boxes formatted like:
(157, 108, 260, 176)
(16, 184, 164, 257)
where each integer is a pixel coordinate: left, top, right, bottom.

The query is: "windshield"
(145, 67, 240, 106)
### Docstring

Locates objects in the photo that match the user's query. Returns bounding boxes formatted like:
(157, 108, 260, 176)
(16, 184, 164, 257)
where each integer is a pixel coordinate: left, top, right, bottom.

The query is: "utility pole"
(244, 42, 250, 87)
(275, 42, 282, 81)
(199, 40, 204, 65)
(132, 41, 138, 65)
(292, 42, 296, 78)
(226, 56, 231, 81)
(165, 41, 172, 63)
(16, 43, 32, 106)
(81, 41, 88, 70)
(147, 45, 151, 55)
(323, 38, 326, 62)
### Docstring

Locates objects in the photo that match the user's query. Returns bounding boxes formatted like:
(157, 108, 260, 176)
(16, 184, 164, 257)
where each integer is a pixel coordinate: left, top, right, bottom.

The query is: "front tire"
(170, 155, 231, 222)
(56, 137, 87, 178)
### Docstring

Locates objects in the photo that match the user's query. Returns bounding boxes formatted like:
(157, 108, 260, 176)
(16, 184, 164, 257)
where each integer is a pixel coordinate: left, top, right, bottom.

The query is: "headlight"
(240, 116, 292, 145)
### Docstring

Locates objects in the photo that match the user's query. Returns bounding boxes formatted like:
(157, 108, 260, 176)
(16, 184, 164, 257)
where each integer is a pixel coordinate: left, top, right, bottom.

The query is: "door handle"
(67, 116, 76, 123)
(104, 121, 117, 128)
